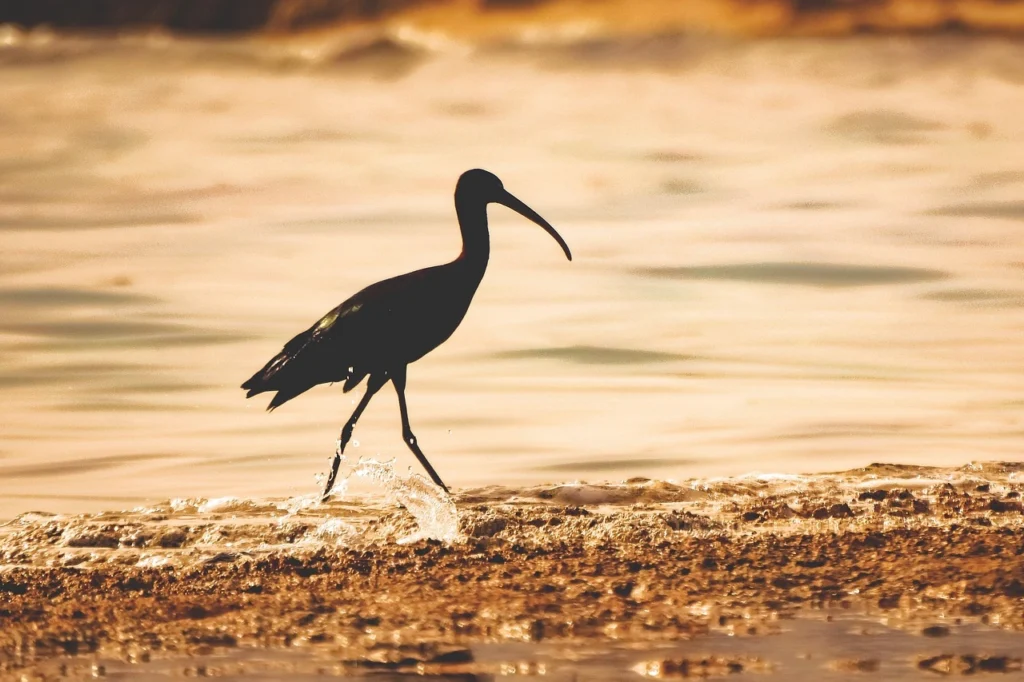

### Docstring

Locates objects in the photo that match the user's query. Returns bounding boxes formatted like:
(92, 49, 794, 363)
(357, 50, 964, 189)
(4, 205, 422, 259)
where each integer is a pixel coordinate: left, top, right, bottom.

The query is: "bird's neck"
(455, 197, 490, 273)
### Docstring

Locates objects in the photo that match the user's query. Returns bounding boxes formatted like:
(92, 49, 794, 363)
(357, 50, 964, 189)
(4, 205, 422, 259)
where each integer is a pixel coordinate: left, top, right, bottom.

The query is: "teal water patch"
(496, 345, 695, 365)
(779, 200, 846, 211)
(54, 400, 202, 413)
(777, 420, 923, 441)
(642, 149, 705, 163)
(927, 201, 1024, 221)
(112, 381, 211, 395)
(438, 100, 491, 117)
(639, 262, 948, 288)
(0, 211, 195, 230)
(825, 109, 944, 144)
(0, 287, 157, 308)
(922, 288, 1024, 305)
(0, 452, 171, 479)
(659, 177, 703, 195)
(3, 319, 252, 349)
(969, 170, 1024, 190)
(0, 363, 142, 389)
(536, 457, 689, 473)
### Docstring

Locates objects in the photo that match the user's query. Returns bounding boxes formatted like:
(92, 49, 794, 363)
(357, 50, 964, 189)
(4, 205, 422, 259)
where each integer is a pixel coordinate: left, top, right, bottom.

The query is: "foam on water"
(278, 492, 323, 515)
(301, 517, 359, 544)
(349, 456, 461, 544)
(313, 450, 460, 543)
(2, 461, 1019, 574)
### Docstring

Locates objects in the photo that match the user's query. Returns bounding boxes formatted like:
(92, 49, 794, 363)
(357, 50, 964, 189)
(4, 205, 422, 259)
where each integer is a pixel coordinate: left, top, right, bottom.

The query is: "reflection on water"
(3, 462, 1021, 570)
(1, 462, 1022, 679)
(638, 262, 949, 287)
(1, 33, 1023, 519)
(23, 615, 1024, 681)
(495, 345, 695, 365)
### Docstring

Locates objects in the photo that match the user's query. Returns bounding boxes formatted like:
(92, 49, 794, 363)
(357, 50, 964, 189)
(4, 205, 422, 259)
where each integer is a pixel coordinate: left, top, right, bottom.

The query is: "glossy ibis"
(241, 169, 572, 500)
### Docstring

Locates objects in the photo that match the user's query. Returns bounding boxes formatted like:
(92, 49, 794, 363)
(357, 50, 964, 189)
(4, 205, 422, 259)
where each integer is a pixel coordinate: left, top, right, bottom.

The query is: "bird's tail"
(241, 350, 290, 398)
(265, 385, 312, 411)
(241, 322, 338, 410)
(242, 360, 311, 411)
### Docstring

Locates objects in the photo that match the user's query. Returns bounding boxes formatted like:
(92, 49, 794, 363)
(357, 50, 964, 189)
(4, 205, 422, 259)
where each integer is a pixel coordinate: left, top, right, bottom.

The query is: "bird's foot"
(321, 453, 343, 502)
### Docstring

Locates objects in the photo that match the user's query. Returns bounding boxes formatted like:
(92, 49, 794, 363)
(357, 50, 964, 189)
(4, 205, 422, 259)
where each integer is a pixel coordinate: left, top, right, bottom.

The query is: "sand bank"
(1, 464, 1022, 677)
(3, 0, 1024, 37)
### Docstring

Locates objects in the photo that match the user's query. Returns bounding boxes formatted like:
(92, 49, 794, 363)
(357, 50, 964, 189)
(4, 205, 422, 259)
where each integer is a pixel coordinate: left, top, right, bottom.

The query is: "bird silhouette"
(242, 169, 572, 500)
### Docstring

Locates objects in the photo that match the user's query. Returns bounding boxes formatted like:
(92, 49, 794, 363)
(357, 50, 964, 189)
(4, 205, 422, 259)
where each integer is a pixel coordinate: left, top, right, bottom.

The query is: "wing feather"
(241, 302, 357, 409)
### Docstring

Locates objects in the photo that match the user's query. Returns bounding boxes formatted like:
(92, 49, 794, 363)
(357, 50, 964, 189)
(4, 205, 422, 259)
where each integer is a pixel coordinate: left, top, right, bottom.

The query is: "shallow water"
(1, 29, 1024, 519)
(18, 614, 1024, 680)
(2, 461, 1022, 679)
(2, 461, 1021, 570)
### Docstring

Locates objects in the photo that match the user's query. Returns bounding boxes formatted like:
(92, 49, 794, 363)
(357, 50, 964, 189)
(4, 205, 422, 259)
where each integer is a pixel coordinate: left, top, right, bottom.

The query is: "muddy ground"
(1, 477, 1023, 676)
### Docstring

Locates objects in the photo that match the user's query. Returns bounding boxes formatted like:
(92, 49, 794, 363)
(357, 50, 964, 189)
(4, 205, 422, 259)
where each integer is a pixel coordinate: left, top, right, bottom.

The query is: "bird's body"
(243, 260, 482, 409)
(242, 169, 571, 498)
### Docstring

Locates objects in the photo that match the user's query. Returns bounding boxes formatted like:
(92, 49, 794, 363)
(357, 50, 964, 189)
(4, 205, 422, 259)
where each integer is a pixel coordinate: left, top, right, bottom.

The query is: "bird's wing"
(241, 298, 362, 401)
(241, 265, 452, 409)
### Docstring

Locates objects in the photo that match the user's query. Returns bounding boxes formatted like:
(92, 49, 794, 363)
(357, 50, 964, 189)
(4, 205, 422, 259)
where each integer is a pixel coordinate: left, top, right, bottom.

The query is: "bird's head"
(456, 169, 572, 261)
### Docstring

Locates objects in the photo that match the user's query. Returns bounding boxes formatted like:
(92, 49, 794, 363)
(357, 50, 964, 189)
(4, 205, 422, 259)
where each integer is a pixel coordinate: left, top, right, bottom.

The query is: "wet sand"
(2, 464, 1023, 678)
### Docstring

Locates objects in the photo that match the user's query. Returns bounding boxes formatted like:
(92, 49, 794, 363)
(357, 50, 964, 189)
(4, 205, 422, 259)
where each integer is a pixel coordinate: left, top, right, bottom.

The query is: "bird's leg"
(322, 373, 386, 501)
(391, 366, 451, 494)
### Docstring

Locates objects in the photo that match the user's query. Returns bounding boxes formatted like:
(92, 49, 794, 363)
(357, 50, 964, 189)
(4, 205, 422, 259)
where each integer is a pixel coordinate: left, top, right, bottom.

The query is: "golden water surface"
(1, 31, 1022, 519)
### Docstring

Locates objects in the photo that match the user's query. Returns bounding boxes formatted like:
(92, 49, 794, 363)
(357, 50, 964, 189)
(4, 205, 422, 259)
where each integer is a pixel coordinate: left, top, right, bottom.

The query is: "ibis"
(241, 169, 572, 500)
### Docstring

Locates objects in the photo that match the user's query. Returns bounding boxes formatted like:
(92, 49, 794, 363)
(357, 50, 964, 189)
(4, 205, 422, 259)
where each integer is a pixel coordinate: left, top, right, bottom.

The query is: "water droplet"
(348, 457, 459, 543)
(352, 439, 360, 448)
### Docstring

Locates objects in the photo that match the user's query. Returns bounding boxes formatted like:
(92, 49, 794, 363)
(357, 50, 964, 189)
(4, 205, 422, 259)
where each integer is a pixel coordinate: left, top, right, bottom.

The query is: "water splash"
(278, 493, 322, 515)
(302, 517, 359, 544)
(316, 445, 460, 544)
(2, 463, 1022, 572)
(350, 457, 461, 544)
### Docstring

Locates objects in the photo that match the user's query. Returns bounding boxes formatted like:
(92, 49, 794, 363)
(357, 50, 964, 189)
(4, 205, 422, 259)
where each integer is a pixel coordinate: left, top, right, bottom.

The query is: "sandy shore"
(2, 469, 1023, 677)
(4, 0, 1024, 36)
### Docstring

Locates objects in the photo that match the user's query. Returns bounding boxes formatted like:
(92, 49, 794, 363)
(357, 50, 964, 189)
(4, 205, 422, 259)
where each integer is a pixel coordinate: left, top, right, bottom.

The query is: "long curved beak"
(497, 191, 572, 261)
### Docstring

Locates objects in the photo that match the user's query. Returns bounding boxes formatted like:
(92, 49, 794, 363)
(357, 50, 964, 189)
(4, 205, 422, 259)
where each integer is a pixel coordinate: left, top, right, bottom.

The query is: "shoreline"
(2, 466, 1023, 675)
(2, 523, 1023, 674)
(3, 0, 1024, 39)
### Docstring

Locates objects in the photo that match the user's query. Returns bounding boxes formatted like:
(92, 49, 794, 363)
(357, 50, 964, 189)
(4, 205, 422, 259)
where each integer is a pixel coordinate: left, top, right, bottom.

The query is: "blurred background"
(1, 0, 1023, 519)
